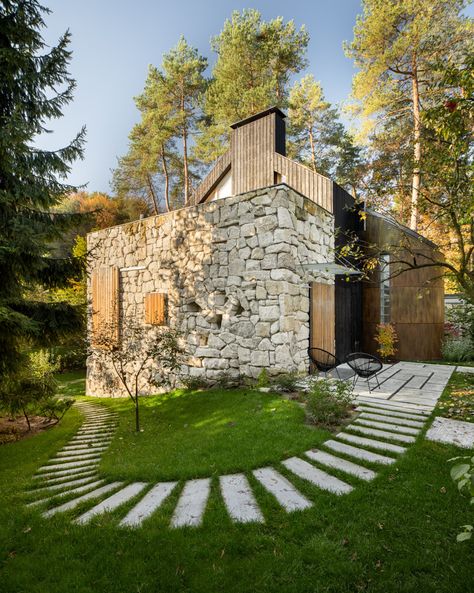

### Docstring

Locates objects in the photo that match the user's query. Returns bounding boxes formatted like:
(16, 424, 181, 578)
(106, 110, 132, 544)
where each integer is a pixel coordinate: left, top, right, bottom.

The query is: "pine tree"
(195, 10, 308, 163)
(114, 38, 207, 209)
(345, 0, 472, 230)
(0, 1, 86, 379)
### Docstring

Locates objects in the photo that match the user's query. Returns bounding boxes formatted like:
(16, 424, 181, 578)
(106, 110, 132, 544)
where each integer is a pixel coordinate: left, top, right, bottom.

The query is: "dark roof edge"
(366, 208, 438, 250)
(230, 106, 286, 129)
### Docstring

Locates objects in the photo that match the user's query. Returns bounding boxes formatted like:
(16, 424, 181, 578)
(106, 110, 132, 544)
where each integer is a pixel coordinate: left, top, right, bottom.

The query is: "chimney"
(230, 106, 286, 196)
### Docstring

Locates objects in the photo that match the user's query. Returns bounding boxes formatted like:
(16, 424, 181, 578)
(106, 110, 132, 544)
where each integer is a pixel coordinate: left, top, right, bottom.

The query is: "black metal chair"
(345, 352, 383, 392)
(308, 348, 343, 379)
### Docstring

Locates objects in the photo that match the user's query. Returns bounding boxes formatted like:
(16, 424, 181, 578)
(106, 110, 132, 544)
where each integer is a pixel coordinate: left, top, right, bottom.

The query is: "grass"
(435, 371, 474, 422)
(0, 372, 473, 592)
(96, 388, 331, 481)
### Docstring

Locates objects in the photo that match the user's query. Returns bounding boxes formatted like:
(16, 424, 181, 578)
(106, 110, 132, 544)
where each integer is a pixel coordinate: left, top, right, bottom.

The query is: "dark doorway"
(335, 276, 362, 361)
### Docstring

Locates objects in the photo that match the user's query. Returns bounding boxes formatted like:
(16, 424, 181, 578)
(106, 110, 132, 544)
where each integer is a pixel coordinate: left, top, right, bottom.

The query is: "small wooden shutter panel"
(144, 293, 167, 325)
(91, 266, 120, 345)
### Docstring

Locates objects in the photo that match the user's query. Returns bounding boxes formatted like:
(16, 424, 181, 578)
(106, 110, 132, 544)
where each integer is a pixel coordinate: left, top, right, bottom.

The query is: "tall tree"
(195, 10, 309, 162)
(288, 75, 337, 173)
(0, 0, 85, 378)
(345, 0, 472, 230)
(114, 39, 207, 209)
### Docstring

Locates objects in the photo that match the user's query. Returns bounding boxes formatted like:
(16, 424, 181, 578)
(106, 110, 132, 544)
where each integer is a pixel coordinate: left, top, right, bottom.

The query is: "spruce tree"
(0, 0, 86, 379)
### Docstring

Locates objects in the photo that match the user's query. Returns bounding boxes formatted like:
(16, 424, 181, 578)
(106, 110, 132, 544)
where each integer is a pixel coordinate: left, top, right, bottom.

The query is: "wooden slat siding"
(310, 282, 335, 354)
(273, 153, 333, 213)
(231, 112, 276, 195)
(91, 267, 119, 345)
(193, 150, 232, 204)
(144, 293, 167, 325)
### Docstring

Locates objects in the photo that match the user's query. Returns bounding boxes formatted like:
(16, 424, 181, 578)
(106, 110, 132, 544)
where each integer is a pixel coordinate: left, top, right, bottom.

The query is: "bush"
(180, 375, 208, 390)
(304, 378, 354, 428)
(256, 368, 269, 388)
(0, 350, 61, 430)
(271, 371, 302, 393)
(442, 337, 474, 362)
(449, 455, 474, 542)
(447, 302, 474, 343)
(375, 323, 398, 361)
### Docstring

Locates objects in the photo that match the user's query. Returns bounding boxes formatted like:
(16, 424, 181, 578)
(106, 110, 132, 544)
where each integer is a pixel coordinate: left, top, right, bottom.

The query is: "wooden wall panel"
(231, 112, 276, 195)
(310, 282, 335, 354)
(144, 293, 167, 325)
(273, 153, 333, 213)
(91, 266, 120, 345)
(391, 286, 444, 324)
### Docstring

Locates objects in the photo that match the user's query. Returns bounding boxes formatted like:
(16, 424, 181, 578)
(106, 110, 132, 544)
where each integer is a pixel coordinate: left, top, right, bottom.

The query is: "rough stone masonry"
(86, 184, 333, 396)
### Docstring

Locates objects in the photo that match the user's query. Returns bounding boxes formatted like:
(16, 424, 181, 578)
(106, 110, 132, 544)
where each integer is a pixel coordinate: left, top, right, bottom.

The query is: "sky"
(36, 0, 469, 194)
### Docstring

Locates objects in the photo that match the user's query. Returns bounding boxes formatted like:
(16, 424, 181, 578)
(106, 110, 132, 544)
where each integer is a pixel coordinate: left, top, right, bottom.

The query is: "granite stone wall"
(86, 184, 334, 396)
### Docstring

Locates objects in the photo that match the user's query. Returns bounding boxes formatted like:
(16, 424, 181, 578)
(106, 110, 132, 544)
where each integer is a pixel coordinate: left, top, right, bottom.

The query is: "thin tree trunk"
(308, 127, 317, 172)
(135, 398, 140, 432)
(160, 144, 170, 212)
(181, 93, 189, 207)
(22, 406, 31, 431)
(146, 174, 159, 215)
(410, 55, 421, 231)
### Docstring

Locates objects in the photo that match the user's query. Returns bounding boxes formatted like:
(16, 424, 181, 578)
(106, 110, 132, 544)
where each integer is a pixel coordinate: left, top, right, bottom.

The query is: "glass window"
(380, 254, 391, 323)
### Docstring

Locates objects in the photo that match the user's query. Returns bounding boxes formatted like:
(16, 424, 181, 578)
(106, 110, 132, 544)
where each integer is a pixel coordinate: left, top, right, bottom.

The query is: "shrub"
(180, 375, 208, 390)
(256, 368, 269, 388)
(0, 350, 61, 430)
(447, 302, 474, 343)
(304, 378, 354, 428)
(442, 337, 474, 362)
(375, 323, 398, 360)
(271, 371, 301, 393)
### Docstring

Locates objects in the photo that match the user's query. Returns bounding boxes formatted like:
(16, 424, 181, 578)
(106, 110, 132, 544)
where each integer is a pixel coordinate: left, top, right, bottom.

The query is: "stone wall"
(86, 184, 334, 396)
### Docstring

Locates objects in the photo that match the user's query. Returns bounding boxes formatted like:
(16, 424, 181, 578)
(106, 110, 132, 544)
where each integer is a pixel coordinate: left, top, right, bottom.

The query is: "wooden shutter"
(144, 293, 167, 325)
(91, 266, 120, 346)
(310, 282, 335, 354)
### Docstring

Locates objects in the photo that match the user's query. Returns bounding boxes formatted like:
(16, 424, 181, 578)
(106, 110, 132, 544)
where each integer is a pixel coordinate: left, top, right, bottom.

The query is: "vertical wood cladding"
(91, 266, 120, 345)
(310, 282, 335, 354)
(144, 293, 167, 325)
(231, 111, 277, 195)
(361, 213, 444, 360)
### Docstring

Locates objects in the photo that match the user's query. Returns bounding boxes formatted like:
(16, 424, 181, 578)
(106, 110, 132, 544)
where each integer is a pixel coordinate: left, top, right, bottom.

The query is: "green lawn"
(96, 388, 331, 481)
(0, 372, 473, 592)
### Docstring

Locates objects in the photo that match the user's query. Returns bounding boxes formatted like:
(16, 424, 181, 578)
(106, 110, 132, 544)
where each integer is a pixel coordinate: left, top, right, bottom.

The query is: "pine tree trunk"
(410, 58, 421, 231)
(309, 128, 317, 173)
(160, 144, 170, 212)
(181, 94, 189, 207)
(146, 174, 159, 215)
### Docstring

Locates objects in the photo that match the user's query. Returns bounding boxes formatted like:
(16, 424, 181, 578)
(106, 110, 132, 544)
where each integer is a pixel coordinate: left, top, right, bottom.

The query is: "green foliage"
(114, 37, 207, 211)
(449, 455, 474, 541)
(303, 378, 354, 428)
(180, 375, 209, 391)
(0, 1, 85, 381)
(195, 9, 308, 162)
(287, 74, 364, 192)
(271, 371, 301, 393)
(375, 323, 399, 360)
(256, 368, 270, 388)
(442, 337, 474, 362)
(0, 350, 60, 429)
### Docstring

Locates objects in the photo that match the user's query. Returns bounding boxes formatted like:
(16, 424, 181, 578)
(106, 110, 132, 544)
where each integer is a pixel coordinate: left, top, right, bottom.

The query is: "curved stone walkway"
(25, 384, 443, 529)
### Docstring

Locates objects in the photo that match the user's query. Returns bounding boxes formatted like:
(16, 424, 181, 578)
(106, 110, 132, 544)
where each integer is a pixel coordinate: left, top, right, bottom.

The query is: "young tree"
(92, 322, 185, 432)
(195, 10, 309, 162)
(0, 1, 85, 380)
(345, 0, 472, 230)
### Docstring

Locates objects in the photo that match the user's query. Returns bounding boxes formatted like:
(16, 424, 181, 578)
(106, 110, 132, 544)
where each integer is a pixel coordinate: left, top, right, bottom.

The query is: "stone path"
(25, 363, 460, 529)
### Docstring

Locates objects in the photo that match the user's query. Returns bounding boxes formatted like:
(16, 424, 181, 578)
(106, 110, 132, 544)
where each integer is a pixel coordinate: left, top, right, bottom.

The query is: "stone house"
(87, 107, 444, 396)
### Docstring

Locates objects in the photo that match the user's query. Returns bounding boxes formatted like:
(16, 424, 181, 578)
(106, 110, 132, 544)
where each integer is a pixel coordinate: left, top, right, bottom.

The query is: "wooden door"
(310, 282, 335, 354)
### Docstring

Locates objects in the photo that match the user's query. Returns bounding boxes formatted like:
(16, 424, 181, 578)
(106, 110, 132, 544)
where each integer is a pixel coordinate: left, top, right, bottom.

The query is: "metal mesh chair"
(345, 352, 383, 392)
(308, 348, 343, 379)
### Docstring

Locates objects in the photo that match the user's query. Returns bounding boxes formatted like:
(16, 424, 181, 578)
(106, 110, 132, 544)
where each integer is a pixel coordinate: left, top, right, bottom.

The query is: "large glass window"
(380, 254, 391, 323)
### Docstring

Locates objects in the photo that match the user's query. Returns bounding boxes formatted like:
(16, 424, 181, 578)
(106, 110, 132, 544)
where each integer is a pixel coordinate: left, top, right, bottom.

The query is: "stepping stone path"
(24, 363, 456, 530)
